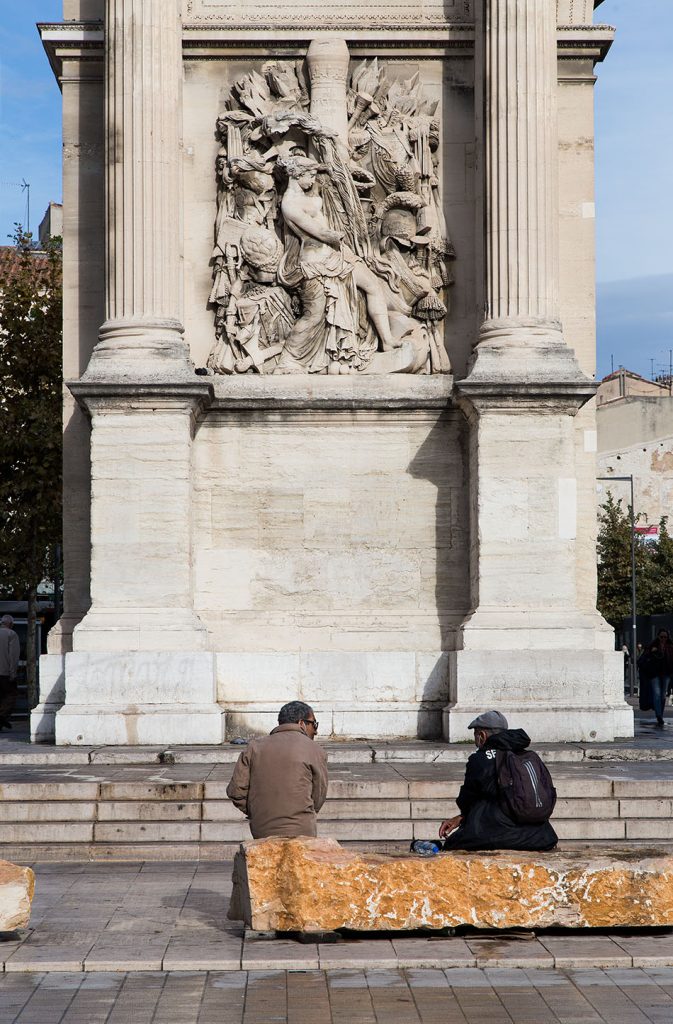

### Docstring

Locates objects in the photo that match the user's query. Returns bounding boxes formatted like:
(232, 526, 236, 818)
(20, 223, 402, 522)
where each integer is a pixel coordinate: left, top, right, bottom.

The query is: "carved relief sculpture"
(207, 38, 455, 375)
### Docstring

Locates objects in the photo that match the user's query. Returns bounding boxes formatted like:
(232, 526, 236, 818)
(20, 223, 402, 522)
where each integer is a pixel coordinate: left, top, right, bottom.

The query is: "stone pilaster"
(87, 0, 189, 376)
(470, 0, 584, 381)
(445, 0, 632, 742)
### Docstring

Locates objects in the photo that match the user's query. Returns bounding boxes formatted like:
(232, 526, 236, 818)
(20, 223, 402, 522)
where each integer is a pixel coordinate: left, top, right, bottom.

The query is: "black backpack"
(495, 749, 557, 825)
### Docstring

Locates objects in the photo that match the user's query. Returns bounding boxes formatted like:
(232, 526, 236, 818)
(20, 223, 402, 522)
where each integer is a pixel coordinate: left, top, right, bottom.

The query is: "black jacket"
(443, 729, 558, 852)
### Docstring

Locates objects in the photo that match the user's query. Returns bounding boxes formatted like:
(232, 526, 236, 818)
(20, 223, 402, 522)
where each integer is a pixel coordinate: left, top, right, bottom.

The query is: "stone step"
(0, 759, 671, 857)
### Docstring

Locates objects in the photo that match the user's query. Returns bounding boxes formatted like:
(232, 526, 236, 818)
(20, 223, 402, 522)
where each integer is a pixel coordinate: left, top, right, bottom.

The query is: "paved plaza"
(4, 861, 673, 975)
(4, 967, 673, 1023)
(1, 710, 672, 1019)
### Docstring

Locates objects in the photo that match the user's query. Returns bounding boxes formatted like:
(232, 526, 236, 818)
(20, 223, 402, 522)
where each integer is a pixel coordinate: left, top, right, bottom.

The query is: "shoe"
(656, 717, 665, 727)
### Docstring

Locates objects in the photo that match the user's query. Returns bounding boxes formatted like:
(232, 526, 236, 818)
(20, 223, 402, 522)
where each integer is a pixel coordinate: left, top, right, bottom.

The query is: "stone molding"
(38, 22, 613, 76)
(68, 379, 214, 420)
(209, 375, 453, 410)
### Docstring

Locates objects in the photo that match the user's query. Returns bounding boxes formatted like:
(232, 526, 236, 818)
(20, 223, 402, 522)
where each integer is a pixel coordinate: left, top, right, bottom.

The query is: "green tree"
(0, 229, 63, 708)
(596, 492, 654, 628)
(650, 517, 673, 615)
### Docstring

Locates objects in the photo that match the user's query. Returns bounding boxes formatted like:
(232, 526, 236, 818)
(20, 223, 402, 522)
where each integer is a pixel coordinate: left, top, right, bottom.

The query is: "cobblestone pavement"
(4, 967, 673, 1023)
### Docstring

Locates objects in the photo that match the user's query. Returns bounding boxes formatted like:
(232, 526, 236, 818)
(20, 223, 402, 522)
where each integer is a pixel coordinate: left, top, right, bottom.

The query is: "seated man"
(439, 710, 558, 852)
(226, 700, 328, 839)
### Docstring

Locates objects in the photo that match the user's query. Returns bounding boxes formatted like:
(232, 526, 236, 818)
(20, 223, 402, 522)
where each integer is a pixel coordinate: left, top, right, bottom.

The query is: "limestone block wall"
(598, 397, 673, 525)
(192, 405, 470, 736)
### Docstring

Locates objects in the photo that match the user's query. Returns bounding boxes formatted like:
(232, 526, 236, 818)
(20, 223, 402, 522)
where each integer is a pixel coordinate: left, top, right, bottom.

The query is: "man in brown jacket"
(226, 701, 328, 838)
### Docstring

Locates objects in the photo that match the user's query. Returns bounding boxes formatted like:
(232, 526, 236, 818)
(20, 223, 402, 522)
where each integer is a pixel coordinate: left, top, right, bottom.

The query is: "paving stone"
(326, 969, 377, 1022)
(484, 967, 561, 1022)
(242, 934, 319, 970)
(444, 968, 515, 1022)
(162, 933, 243, 971)
(466, 937, 555, 969)
(404, 967, 472, 1023)
(318, 938, 398, 970)
(105, 972, 167, 1023)
(539, 935, 633, 968)
(613, 934, 673, 967)
(392, 937, 476, 968)
(567, 967, 657, 1023)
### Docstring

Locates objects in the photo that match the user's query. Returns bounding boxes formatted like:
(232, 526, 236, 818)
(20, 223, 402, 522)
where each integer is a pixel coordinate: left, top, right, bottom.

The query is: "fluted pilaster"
(481, 0, 561, 341)
(91, 0, 188, 373)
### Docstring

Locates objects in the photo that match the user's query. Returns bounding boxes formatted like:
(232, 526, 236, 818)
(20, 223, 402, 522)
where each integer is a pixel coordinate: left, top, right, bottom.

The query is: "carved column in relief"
(306, 36, 350, 151)
(480, 0, 561, 346)
(91, 0, 188, 372)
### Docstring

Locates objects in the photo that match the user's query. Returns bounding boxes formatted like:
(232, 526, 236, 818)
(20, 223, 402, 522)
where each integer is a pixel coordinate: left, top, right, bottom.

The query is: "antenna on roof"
(20, 180, 30, 236)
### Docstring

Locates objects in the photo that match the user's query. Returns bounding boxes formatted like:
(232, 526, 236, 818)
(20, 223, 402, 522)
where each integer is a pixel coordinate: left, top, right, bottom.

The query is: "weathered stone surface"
(230, 837, 673, 932)
(0, 861, 35, 931)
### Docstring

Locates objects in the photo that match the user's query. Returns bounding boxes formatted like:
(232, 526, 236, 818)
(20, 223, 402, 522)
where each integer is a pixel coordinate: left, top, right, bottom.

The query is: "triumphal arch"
(35, 0, 633, 744)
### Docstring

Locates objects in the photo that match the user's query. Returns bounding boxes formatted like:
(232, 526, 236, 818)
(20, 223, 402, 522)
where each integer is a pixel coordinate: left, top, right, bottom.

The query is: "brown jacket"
(226, 723, 328, 839)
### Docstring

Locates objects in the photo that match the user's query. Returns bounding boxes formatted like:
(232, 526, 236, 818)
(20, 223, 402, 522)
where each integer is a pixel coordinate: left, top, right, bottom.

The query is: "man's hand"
(438, 815, 463, 839)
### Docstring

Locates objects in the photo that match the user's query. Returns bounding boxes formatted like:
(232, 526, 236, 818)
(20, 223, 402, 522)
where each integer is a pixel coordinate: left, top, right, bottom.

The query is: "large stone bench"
(229, 837, 673, 932)
(0, 861, 34, 932)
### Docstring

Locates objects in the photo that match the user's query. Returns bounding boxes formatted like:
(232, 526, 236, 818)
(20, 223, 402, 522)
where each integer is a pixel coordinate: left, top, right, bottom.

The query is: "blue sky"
(1, 1, 671, 378)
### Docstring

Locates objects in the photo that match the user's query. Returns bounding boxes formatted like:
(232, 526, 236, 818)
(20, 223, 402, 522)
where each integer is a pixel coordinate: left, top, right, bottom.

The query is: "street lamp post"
(597, 474, 637, 698)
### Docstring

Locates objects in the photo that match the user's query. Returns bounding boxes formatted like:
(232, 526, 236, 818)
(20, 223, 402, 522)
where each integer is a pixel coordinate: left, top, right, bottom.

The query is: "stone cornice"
(38, 20, 614, 78)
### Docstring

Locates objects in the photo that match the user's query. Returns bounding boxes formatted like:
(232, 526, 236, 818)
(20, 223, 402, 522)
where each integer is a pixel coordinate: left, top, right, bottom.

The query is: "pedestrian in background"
(0, 615, 20, 731)
(640, 630, 673, 728)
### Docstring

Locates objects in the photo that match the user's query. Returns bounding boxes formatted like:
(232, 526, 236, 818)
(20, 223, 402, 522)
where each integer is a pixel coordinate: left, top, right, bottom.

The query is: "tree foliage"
(597, 492, 673, 629)
(0, 229, 62, 705)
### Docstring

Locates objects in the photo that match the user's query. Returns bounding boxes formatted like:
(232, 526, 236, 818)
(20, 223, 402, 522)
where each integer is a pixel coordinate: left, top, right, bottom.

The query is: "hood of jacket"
(484, 728, 530, 753)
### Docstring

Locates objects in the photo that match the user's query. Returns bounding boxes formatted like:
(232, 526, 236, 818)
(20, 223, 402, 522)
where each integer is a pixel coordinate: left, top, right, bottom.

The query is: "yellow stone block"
(230, 837, 673, 932)
(0, 860, 35, 931)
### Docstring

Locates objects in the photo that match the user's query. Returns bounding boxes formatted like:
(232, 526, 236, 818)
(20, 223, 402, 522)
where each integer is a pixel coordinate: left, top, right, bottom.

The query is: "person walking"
(0, 615, 20, 731)
(226, 701, 328, 838)
(641, 630, 673, 728)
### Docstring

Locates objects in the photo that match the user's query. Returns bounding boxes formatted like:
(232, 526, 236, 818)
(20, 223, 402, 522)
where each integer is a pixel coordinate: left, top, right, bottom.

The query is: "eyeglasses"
(303, 718, 319, 730)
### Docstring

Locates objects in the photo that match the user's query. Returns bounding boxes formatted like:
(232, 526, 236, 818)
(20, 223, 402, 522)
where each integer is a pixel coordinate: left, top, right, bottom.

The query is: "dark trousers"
(651, 676, 672, 722)
(0, 675, 17, 721)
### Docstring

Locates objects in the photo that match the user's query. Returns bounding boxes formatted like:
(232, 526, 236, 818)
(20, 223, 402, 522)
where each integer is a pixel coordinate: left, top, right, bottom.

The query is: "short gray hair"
(0, 615, 14, 628)
(278, 701, 313, 725)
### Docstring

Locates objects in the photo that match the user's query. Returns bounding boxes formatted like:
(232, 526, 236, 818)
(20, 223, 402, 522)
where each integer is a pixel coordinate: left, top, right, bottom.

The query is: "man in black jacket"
(439, 710, 558, 851)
